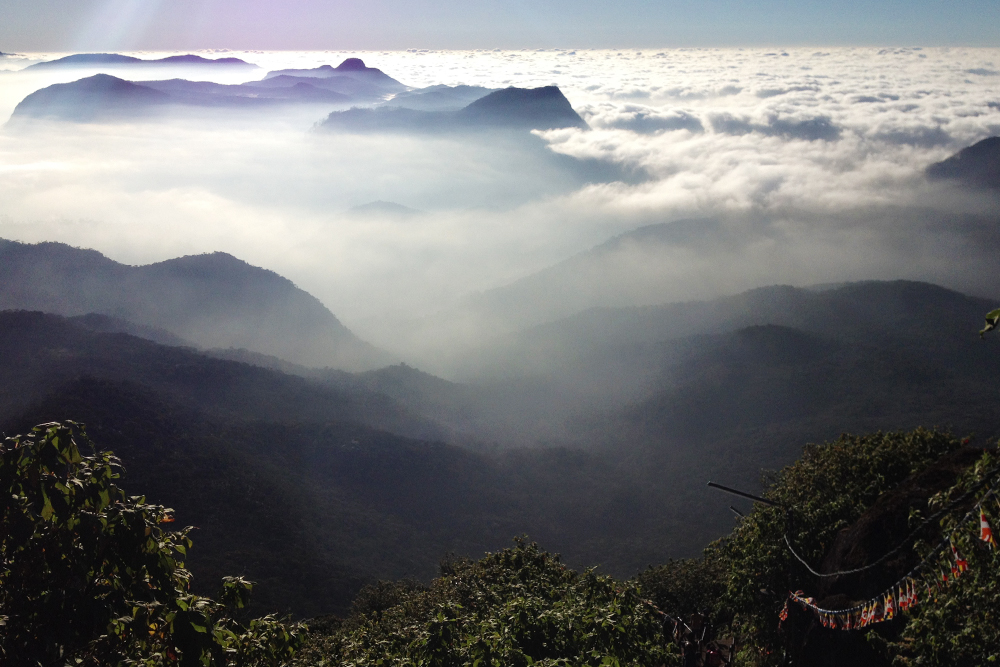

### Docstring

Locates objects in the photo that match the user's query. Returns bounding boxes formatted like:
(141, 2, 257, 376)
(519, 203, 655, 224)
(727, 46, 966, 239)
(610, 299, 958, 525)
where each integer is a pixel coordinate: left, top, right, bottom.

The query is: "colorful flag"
(981, 510, 995, 547)
(952, 543, 969, 573)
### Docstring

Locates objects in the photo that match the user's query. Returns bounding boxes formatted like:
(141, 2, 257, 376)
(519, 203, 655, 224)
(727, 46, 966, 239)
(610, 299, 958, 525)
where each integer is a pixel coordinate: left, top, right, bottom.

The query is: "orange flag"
(981, 510, 995, 547)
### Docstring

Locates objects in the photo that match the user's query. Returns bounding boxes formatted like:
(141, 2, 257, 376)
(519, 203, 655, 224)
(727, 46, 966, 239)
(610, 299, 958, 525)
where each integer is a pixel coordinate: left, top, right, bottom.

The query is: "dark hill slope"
(0, 239, 389, 371)
(457, 86, 588, 129)
(11, 74, 169, 121)
(588, 318, 1000, 558)
(0, 311, 642, 614)
(489, 280, 1000, 376)
(927, 136, 1000, 189)
(0, 310, 433, 439)
(8, 378, 368, 617)
(6, 377, 518, 617)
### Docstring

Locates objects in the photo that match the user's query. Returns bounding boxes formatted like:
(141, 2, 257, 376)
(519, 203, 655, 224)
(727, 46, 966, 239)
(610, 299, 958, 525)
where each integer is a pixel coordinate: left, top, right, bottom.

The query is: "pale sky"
(2, 0, 1000, 52)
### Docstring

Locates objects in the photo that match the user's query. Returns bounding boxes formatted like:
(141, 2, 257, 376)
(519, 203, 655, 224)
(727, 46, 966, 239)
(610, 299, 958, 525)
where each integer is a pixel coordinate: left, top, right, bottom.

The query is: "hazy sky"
(2, 0, 1000, 52)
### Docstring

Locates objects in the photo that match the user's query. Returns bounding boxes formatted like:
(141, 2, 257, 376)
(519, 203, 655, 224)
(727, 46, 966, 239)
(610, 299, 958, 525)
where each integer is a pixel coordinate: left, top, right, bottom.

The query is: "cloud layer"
(1, 47, 1000, 371)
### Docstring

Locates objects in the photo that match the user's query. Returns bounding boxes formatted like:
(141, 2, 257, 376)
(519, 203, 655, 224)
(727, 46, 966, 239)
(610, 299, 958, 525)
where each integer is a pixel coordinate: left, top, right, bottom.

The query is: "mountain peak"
(0, 239, 390, 371)
(336, 58, 368, 71)
(458, 86, 588, 130)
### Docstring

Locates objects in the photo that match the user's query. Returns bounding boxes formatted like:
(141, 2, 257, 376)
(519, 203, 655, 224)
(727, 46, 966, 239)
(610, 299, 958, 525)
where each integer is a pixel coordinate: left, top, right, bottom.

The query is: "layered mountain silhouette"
(8, 58, 411, 122)
(0, 239, 390, 371)
(261, 58, 408, 98)
(927, 135, 1000, 189)
(26, 53, 257, 70)
(9, 73, 352, 121)
(11, 74, 171, 121)
(467, 278, 1000, 379)
(321, 86, 589, 133)
(453, 219, 726, 335)
(9, 57, 588, 131)
(384, 84, 498, 111)
(4, 277, 1000, 616)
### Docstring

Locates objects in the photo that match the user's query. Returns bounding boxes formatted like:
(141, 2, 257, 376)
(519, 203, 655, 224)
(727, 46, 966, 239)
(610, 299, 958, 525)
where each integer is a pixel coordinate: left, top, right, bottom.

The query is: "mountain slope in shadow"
(262, 57, 407, 96)
(0, 239, 390, 371)
(9, 73, 352, 122)
(0, 311, 632, 615)
(927, 135, 1000, 189)
(321, 86, 588, 133)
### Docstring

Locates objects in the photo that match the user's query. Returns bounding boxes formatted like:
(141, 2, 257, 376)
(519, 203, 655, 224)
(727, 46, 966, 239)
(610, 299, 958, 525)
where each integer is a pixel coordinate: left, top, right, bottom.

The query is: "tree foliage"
(888, 449, 1000, 665)
(0, 421, 303, 667)
(294, 538, 678, 667)
(711, 429, 963, 665)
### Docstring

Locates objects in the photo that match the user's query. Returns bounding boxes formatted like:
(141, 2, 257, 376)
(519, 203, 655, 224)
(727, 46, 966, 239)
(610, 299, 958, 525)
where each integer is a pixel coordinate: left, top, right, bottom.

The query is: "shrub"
(295, 538, 677, 667)
(0, 421, 303, 666)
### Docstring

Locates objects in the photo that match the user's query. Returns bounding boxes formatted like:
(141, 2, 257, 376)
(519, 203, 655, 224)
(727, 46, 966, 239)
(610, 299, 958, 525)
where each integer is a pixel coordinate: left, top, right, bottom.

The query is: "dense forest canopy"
(5, 420, 999, 665)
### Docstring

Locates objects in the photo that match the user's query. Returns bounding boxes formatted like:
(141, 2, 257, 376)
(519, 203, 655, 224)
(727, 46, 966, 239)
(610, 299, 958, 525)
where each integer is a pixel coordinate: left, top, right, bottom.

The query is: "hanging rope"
(782, 480, 999, 630)
(782, 462, 1000, 578)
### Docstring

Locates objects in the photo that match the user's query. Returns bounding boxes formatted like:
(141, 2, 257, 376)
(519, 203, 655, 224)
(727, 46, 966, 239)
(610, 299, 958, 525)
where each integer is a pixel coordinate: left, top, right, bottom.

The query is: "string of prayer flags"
(781, 473, 1000, 631)
(951, 543, 968, 574)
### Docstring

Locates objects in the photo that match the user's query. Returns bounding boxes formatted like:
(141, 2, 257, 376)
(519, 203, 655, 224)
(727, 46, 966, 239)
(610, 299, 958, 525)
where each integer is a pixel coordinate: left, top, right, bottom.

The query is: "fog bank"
(2, 47, 999, 374)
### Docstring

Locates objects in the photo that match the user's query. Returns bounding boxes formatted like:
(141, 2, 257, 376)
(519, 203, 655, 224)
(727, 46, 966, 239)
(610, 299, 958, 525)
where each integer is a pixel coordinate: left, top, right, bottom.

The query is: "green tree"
(713, 429, 962, 666)
(888, 449, 1000, 665)
(0, 421, 303, 666)
(296, 538, 677, 667)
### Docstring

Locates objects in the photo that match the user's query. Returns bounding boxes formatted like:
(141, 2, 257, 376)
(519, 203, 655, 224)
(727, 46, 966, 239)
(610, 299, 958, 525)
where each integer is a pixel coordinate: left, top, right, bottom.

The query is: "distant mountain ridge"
(9, 73, 352, 122)
(466, 279, 1000, 378)
(262, 58, 406, 94)
(8, 58, 409, 122)
(384, 85, 497, 112)
(321, 86, 588, 133)
(0, 239, 390, 371)
(27, 53, 256, 69)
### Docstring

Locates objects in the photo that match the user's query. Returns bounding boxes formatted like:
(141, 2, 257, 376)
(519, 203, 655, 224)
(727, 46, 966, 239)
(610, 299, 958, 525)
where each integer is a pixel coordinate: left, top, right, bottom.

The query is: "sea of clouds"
(1, 47, 999, 364)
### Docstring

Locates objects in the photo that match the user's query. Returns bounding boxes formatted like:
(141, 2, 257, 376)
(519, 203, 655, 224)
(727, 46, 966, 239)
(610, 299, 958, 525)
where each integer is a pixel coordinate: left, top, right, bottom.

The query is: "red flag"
(952, 543, 969, 573)
(981, 510, 995, 547)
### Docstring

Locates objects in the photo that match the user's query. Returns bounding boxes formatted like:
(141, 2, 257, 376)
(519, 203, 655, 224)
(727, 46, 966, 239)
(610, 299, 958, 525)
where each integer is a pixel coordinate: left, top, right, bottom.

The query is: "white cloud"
(1, 47, 1000, 369)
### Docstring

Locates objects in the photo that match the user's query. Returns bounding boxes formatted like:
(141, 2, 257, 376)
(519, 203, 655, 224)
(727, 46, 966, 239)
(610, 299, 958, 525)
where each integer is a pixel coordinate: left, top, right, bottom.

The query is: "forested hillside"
(4, 276, 1000, 615)
(0, 240, 389, 370)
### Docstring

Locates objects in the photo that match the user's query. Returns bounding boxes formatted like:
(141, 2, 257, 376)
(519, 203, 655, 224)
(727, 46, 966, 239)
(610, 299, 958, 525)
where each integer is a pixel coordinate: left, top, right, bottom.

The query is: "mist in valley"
(3, 48, 1000, 370)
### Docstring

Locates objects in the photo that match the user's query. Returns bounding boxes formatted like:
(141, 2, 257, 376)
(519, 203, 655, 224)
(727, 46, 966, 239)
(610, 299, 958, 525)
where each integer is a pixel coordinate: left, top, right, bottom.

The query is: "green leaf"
(40, 486, 55, 521)
(981, 308, 1000, 338)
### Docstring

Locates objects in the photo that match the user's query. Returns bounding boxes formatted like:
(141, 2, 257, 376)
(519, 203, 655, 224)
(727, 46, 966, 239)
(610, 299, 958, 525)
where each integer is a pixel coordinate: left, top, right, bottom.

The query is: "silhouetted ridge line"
(0, 239, 390, 371)
(27, 53, 256, 69)
(11, 74, 169, 121)
(457, 86, 588, 129)
(927, 136, 1000, 189)
(321, 85, 587, 132)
